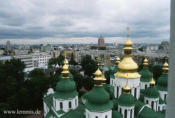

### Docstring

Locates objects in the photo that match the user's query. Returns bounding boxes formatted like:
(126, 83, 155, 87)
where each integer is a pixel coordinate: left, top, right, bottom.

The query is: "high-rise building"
(98, 36, 105, 47)
(6, 41, 11, 50)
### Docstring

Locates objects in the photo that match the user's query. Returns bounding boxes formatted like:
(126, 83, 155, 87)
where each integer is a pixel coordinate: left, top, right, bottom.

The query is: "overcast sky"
(0, 0, 170, 44)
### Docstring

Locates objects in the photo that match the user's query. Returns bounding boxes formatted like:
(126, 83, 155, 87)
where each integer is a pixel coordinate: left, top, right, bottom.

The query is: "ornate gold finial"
(62, 51, 69, 79)
(115, 57, 120, 65)
(64, 51, 67, 58)
(94, 68, 104, 86)
(124, 26, 133, 53)
(149, 78, 155, 87)
(143, 58, 148, 67)
(162, 61, 169, 74)
(123, 79, 131, 94)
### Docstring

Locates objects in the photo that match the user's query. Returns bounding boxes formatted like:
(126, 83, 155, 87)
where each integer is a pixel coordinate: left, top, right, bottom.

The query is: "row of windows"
(54, 99, 78, 109)
(119, 108, 133, 118)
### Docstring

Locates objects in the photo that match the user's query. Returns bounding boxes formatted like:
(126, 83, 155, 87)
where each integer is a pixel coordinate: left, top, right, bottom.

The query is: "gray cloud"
(0, 0, 170, 43)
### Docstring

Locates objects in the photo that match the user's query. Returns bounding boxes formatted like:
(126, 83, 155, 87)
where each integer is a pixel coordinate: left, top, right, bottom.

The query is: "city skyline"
(0, 0, 170, 44)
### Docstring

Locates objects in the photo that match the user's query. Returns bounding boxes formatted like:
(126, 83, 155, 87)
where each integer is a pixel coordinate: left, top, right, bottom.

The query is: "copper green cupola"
(85, 64, 113, 111)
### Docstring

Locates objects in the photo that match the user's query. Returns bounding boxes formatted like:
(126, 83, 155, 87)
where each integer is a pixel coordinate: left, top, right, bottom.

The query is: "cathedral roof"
(115, 29, 140, 79)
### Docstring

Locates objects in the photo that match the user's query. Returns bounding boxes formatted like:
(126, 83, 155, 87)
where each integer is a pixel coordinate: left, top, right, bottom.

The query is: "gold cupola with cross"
(115, 27, 140, 79)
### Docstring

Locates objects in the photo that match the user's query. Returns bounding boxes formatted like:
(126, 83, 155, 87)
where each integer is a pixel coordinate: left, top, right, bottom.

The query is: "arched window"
(120, 108, 122, 113)
(130, 109, 132, 118)
(95, 116, 98, 118)
(105, 115, 108, 118)
(145, 84, 147, 89)
(60, 102, 63, 109)
(164, 94, 167, 102)
(134, 88, 137, 98)
(117, 86, 119, 98)
(75, 99, 77, 106)
(69, 101, 72, 108)
(158, 106, 160, 111)
(151, 101, 154, 110)
(146, 100, 148, 104)
(124, 109, 127, 118)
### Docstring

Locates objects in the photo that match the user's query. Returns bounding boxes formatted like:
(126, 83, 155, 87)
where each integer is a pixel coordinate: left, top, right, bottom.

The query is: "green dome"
(118, 93, 135, 106)
(144, 87, 159, 98)
(112, 110, 122, 118)
(137, 106, 158, 118)
(139, 68, 152, 82)
(56, 78, 76, 93)
(85, 86, 113, 111)
(157, 74, 168, 91)
(87, 87, 110, 105)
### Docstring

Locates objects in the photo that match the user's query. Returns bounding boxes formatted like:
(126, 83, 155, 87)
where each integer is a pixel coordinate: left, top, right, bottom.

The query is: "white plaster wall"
(118, 105, 135, 118)
(112, 77, 140, 99)
(86, 109, 112, 118)
(53, 96, 78, 112)
(140, 82, 149, 90)
(158, 90, 168, 102)
(43, 102, 48, 117)
(144, 97, 159, 111)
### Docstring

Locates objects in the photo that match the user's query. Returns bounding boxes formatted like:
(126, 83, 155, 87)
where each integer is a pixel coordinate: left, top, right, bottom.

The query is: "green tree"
(81, 55, 97, 76)
(69, 53, 77, 65)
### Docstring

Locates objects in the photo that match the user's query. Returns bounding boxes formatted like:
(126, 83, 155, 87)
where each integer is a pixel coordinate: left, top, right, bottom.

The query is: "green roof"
(112, 110, 122, 118)
(135, 100, 145, 116)
(53, 91, 78, 99)
(85, 86, 113, 111)
(144, 87, 159, 98)
(54, 76, 78, 99)
(103, 84, 115, 99)
(43, 94, 53, 108)
(61, 102, 85, 118)
(157, 74, 168, 91)
(118, 93, 135, 106)
(137, 106, 158, 118)
(139, 67, 152, 82)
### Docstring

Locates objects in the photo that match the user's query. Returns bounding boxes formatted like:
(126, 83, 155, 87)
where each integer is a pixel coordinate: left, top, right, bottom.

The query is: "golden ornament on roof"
(149, 78, 155, 87)
(115, 27, 140, 79)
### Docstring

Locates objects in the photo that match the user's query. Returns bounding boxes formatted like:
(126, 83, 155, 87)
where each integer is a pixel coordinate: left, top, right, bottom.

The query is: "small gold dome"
(64, 59, 69, 65)
(123, 80, 131, 94)
(124, 39, 133, 50)
(162, 61, 169, 72)
(115, 57, 120, 65)
(143, 58, 148, 67)
(94, 68, 104, 86)
(149, 78, 155, 87)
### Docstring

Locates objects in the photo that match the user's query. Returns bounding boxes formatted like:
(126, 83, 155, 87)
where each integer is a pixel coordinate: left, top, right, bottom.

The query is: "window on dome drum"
(145, 85, 147, 89)
(69, 101, 72, 108)
(120, 108, 122, 113)
(164, 94, 167, 101)
(134, 88, 137, 98)
(60, 102, 63, 109)
(146, 100, 148, 104)
(151, 101, 154, 110)
(105, 115, 108, 118)
(124, 110, 127, 118)
(95, 116, 98, 118)
(158, 106, 160, 111)
(130, 109, 132, 118)
(117, 86, 119, 98)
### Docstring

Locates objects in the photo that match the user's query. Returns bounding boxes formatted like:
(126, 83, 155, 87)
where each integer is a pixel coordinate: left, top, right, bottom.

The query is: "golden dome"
(143, 58, 149, 67)
(94, 68, 104, 86)
(115, 57, 120, 65)
(114, 28, 140, 79)
(123, 80, 131, 94)
(162, 61, 169, 72)
(149, 78, 155, 87)
(124, 39, 133, 50)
